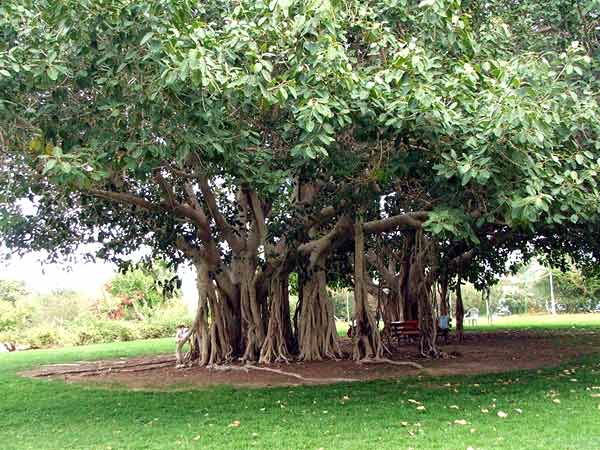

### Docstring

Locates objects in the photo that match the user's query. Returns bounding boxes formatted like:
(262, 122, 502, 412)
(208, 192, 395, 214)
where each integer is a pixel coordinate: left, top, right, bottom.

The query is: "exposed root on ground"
(358, 358, 425, 370)
(25, 356, 176, 377)
(209, 364, 359, 383)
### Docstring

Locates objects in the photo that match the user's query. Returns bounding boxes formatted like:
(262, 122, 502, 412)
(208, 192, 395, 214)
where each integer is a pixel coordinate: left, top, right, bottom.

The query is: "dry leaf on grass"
(228, 420, 241, 428)
(497, 411, 508, 418)
(454, 419, 468, 425)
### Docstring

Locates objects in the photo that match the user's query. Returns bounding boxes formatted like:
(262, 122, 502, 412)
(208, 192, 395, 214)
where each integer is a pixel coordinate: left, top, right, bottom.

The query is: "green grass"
(468, 313, 600, 332)
(1, 332, 600, 449)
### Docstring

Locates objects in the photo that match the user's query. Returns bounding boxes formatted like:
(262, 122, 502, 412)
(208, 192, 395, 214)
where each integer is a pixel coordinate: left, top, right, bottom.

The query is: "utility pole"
(549, 270, 556, 315)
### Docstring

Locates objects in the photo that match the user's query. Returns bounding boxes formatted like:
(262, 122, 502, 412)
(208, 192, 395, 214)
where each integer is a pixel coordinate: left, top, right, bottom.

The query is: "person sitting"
(438, 315, 451, 343)
(176, 324, 189, 343)
(175, 324, 190, 367)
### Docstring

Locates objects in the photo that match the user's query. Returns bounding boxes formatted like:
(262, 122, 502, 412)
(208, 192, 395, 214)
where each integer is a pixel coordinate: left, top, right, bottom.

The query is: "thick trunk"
(455, 279, 465, 343)
(382, 290, 403, 324)
(298, 267, 340, 361)
(408, 230, 439, 358)
(352, 220, 382, 360)
(260, 271, 295, 363)
(179, 260, 238, 366)
(399, 238, 418, 321)
(239, 260, 266, 363)
(438, 276, 449, 316)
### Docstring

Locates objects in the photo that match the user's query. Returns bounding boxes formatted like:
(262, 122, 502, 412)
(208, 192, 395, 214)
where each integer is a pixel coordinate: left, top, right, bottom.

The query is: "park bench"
(387, 319, 452, 346)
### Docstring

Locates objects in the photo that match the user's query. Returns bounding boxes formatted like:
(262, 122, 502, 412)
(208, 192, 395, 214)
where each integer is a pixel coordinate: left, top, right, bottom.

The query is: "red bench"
(387, 319, 452, 346)
(389, 320, 420, 339)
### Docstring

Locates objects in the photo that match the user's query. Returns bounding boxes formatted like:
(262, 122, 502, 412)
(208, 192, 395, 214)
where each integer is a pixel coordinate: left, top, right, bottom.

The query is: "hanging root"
(408, 229, 441, 359)
(259, 271, 295, 364)
(352, 218, 383, 361)
(298, 269, 341, 361)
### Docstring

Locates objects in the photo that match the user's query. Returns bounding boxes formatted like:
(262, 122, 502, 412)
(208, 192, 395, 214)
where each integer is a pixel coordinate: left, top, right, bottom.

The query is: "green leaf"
(43, 159, 57, 174)
(140, 32, 154, 45)
(47, 67, 59, 81)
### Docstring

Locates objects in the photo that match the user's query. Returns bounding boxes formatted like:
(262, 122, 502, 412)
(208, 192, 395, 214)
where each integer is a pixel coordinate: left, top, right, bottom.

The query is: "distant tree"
(0, 279, 28, 304)
(104, 260, 180, 320)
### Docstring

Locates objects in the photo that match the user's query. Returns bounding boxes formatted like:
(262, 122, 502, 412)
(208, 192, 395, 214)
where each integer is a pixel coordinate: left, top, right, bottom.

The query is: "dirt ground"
(22, 330, 600, 390)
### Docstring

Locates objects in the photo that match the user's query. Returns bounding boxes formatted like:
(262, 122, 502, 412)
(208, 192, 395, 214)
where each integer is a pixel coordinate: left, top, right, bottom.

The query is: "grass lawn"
(468, 313, 600, 332)
(1, 329, 600, 449)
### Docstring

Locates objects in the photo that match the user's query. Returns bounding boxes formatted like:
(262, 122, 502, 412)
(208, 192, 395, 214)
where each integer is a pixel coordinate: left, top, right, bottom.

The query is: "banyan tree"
(1, 0, 599, 366)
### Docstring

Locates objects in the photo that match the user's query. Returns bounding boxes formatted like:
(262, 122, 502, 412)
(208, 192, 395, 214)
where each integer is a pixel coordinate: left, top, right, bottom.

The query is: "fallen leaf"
(454, 419, 468, 425)
(481, 408, 489, 413)
(591, 394, 600, 398)
(553, 399, 561, 404)
(416, 405, 426, 411)
(497, 411, 508, 418)
(229, 420, 241, 428)
(342, 395, 350, 400)
(515, 408, 523, 414)
(470, 428, 476, 434)
(193, 436, 201, 441)
(450, 405, 459, 409)
(400, 421, 409, 427)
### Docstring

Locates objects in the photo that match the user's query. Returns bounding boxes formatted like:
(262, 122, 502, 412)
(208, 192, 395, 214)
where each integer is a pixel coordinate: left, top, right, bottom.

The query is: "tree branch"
(366, 250, 399, 293)
(197, 173, 244, 252)
(363, 211, 429, 234)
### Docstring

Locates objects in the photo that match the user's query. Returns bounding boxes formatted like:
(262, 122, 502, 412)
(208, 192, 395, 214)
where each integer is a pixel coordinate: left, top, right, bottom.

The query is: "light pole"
(549, 270, 557, 315)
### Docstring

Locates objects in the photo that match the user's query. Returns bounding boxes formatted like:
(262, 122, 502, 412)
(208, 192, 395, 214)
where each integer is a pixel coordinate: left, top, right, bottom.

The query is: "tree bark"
(238, 258, 266, 363)
(438, 275, 449, 316)
(260, 270, 294, 363)
(455, 278, 465, 343)
(298, 265, 340, 361)
(409, 230, 439, 358)
(352, 219, 382, 360)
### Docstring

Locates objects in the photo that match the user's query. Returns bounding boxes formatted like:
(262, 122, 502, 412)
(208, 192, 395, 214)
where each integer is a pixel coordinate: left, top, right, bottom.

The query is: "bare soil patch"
(21, 330, 600, 390)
